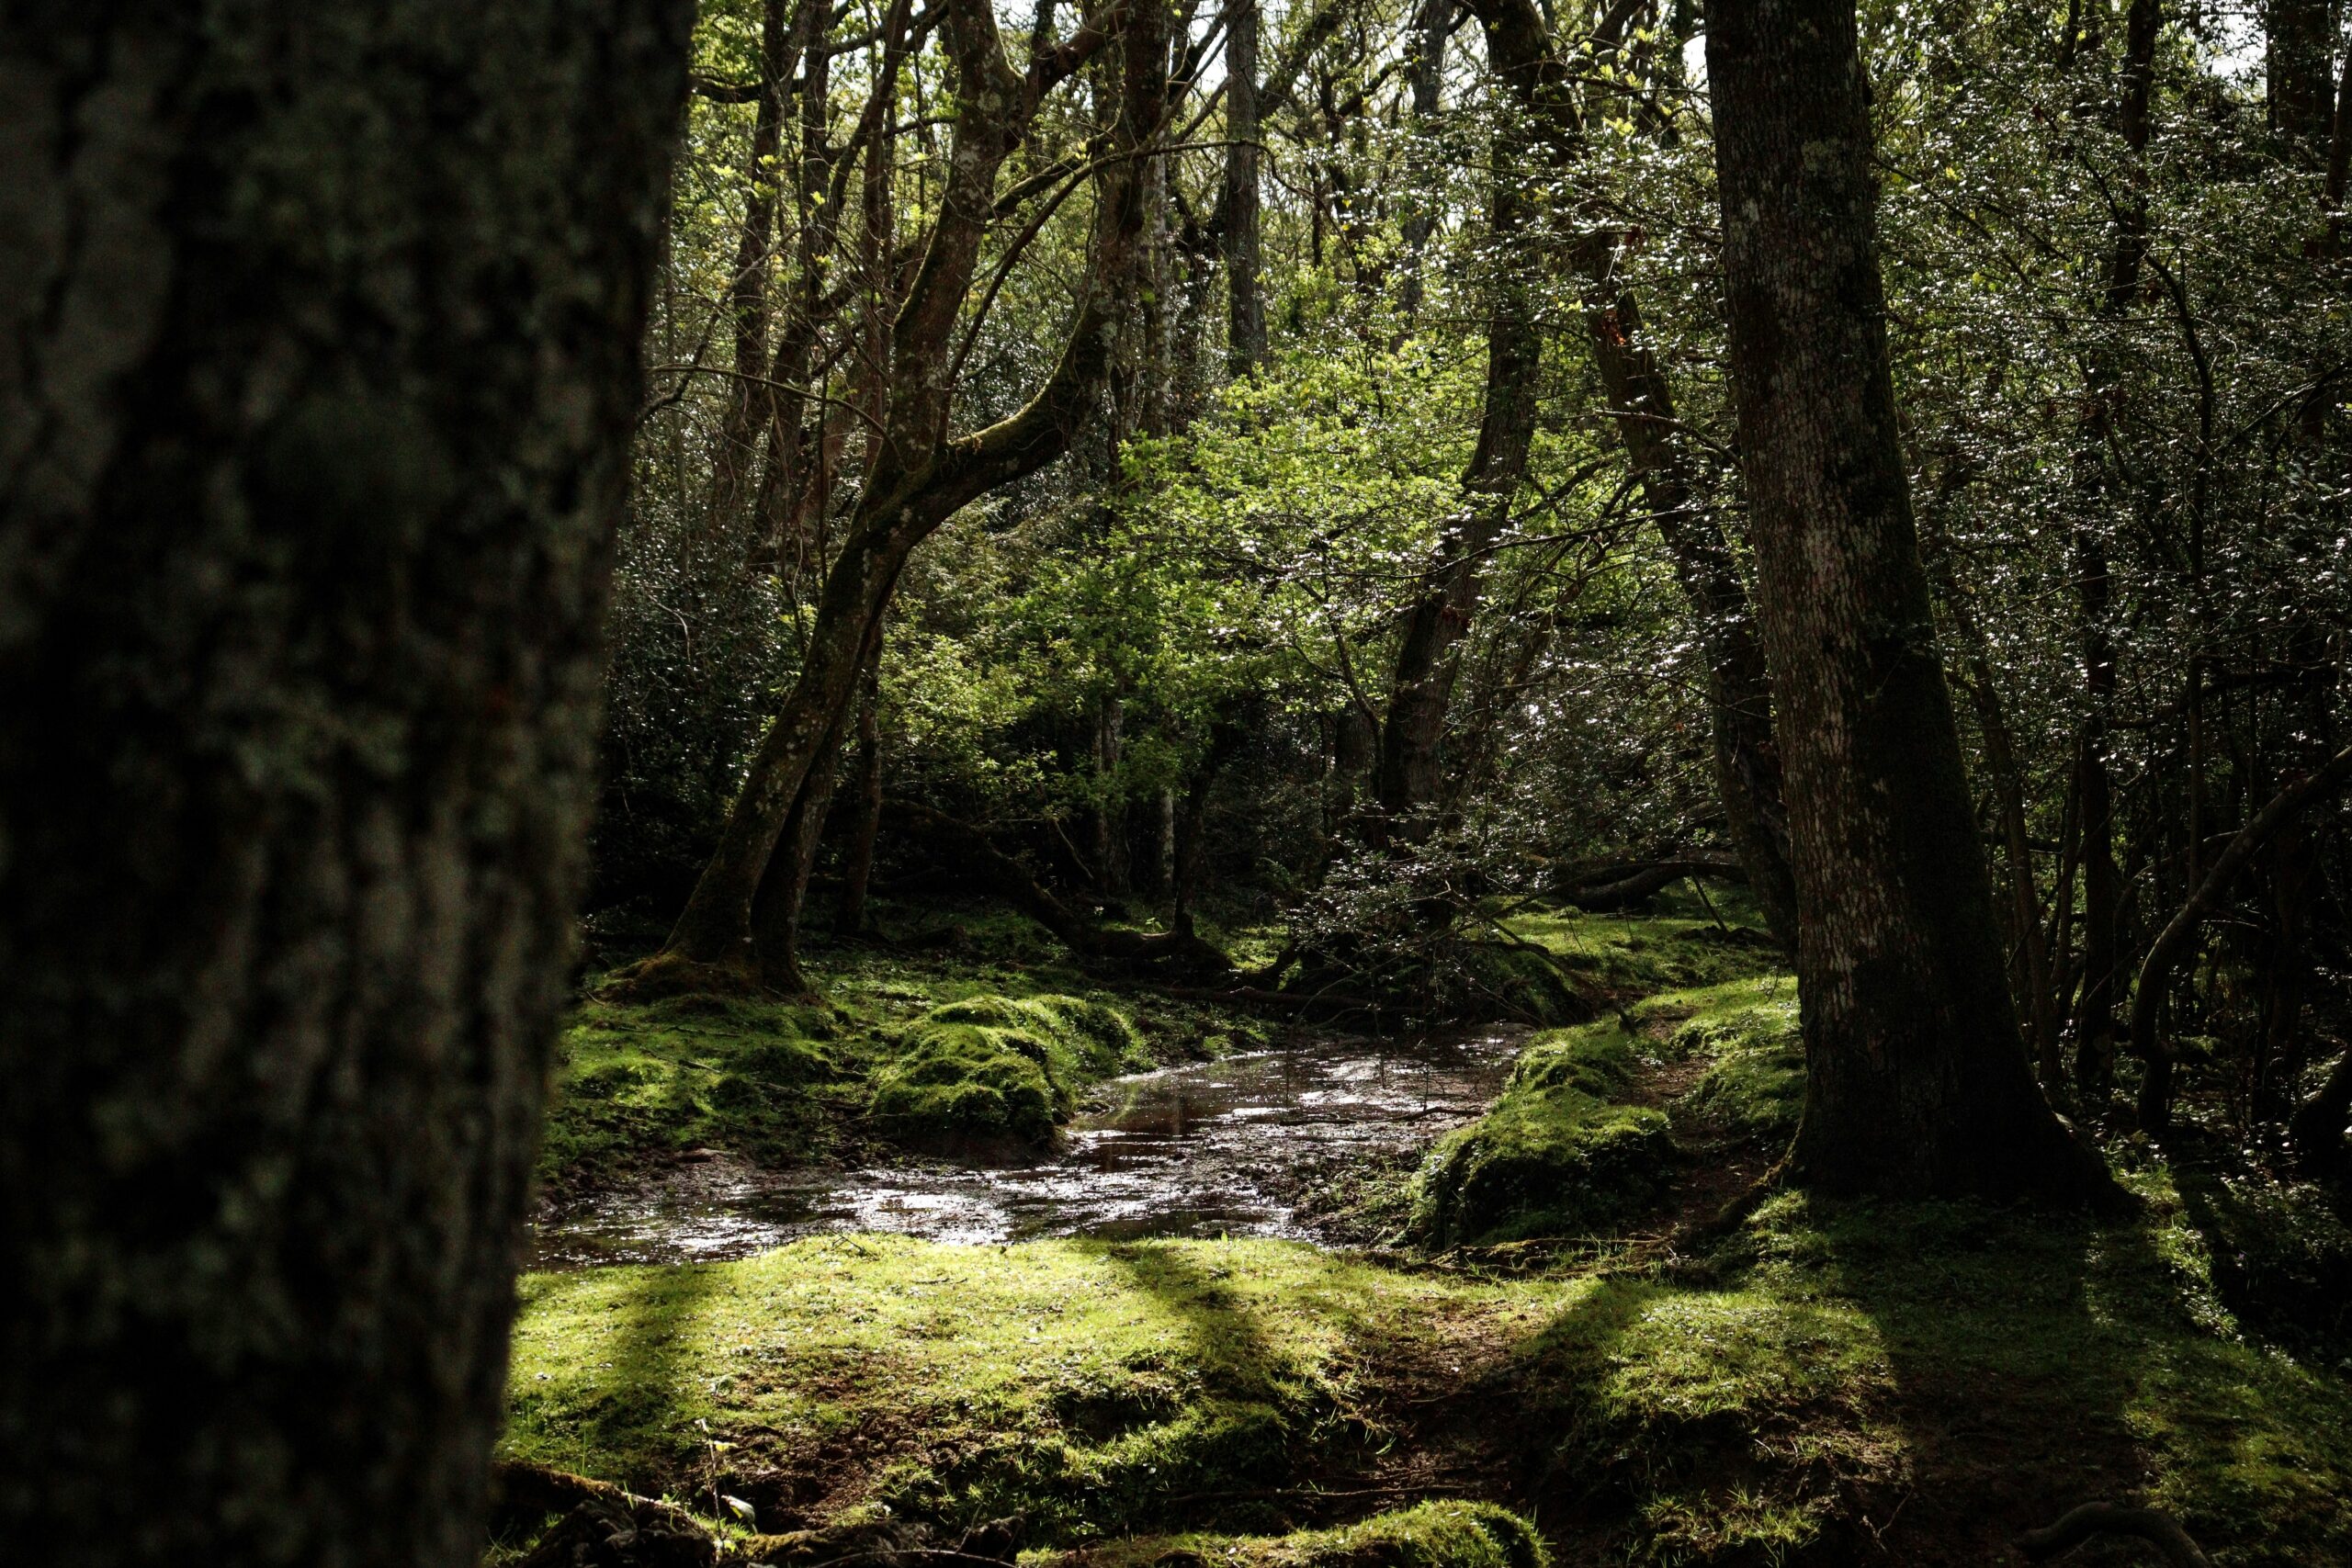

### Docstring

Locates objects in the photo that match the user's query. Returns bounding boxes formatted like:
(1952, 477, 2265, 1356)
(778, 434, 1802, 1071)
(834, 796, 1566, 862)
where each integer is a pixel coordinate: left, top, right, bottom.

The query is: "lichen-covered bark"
(0, 5, 691, 1563)
(1707, 0, 2109, 1201)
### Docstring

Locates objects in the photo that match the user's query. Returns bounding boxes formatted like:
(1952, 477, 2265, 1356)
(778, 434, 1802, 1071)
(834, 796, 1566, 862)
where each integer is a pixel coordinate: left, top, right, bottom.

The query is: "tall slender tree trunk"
(2267, 0, 2339, 157)
(1581, 284, 1801, 949)
(1462, 0, 1799, 947)
(837, 655, 887, 933)
(709, 0, 808, 531)
(0, 5, 691, 1563)
(2073, 0, 2157, 1102)
(1226, 0, 1266, 373)
(1396, 0, 1453, 324)
(1707, 0, 2112, 1202)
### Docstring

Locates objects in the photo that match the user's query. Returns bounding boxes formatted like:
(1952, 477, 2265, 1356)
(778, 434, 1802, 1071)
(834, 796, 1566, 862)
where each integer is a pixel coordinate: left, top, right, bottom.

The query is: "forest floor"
(500, 903, 2352, 1568)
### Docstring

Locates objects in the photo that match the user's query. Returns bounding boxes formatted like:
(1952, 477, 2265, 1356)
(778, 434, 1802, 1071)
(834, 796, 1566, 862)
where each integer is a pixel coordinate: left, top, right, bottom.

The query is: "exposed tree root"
(2018, 1502, 2212, 1567)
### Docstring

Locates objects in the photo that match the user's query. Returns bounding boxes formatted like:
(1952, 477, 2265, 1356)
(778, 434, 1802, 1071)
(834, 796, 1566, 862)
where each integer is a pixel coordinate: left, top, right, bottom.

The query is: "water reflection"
(531, 1027, 1524, 1268)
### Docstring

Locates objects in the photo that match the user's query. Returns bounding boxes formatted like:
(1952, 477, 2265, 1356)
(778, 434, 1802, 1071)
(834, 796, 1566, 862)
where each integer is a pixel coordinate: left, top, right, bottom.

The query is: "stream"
(530, 1026, 1527, 1268)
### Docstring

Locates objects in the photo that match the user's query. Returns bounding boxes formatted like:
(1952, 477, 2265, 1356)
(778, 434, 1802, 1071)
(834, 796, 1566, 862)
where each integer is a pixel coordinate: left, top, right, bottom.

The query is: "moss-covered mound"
(1080, 1502, 1548, 1568)
(868, 993, 1148, 1149)
(1665, 976, 1805, 1140)
(1410, 1018, 1674, 1247)
(1408, 976, 1803, 1248)
(543, 993, 851, 1187)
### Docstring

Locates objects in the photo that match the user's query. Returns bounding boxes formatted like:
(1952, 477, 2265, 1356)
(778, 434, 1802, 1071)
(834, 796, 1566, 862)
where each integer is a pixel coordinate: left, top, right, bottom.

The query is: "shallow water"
(530, 1026, 1525, 1268)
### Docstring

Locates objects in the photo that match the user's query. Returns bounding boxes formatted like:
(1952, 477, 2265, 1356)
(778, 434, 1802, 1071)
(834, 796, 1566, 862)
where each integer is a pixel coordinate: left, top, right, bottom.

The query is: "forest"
(4, 1, 2351, 1566)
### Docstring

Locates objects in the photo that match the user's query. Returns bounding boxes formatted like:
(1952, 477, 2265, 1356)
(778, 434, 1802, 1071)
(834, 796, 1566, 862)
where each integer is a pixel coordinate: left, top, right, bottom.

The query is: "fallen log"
(882, 799, 1233, 977)
(1554, 856, 1749, 911)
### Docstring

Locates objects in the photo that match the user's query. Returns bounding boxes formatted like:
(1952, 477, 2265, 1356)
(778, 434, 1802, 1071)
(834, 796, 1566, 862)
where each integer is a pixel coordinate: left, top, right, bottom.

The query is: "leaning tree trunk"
(1459, 0, 1800, 949)
(0, 6, 690, 1565)
(1707, 0, 2112, 1203)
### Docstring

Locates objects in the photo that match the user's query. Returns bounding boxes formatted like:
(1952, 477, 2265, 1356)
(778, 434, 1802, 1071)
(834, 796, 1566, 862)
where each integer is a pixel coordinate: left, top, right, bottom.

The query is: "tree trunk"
(1582, 284, 1801, 952)
(0, 5, 691, 1563)
(2267, 0, 2338, 157)
(708, 0, 808, 532)
(836, 658, 886, 934)
(752, 698, 852, 993)
(1225, 0, 1266, 373)
(2069, 0, 2157, 1104)
(1459, 0, 1800, 949)
(1373, 0, 1551, 841)
(1396, 0, 1453, 325)
(1708, 0, 2111, 1203)
(2132, 743, 2352, 1129)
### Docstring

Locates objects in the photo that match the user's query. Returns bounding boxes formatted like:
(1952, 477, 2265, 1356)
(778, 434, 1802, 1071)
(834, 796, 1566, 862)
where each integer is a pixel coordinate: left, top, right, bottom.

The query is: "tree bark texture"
(1708, 0, 2106, 1201)
(658, 0, 1169, 975)
(1225, 0, 1267, 373)
(0, 5, 692, 1563)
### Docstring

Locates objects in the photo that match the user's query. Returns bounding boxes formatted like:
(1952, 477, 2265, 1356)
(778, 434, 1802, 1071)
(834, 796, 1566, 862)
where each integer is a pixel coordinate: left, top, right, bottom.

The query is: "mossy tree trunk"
(0, 3, 691, 1562)
(1707, 0, 2111, 1202)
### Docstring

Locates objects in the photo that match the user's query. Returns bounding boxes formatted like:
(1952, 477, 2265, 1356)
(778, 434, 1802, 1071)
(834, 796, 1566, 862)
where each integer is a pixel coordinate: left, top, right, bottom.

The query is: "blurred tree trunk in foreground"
(0, 4, 692, 1562)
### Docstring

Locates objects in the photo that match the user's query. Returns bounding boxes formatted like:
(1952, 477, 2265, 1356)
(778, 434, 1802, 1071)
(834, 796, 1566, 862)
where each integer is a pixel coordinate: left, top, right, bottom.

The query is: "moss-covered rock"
(1410, 1019, 1675, 1247)
(868, 993, 1149, 1150)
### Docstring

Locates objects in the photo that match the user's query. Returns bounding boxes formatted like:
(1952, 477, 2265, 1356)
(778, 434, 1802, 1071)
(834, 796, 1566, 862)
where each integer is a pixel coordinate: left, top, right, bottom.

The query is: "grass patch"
(502, 1235, 1547, 1540)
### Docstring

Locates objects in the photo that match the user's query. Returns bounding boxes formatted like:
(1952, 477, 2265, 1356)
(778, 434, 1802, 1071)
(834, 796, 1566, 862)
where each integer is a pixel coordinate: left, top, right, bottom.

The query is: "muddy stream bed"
(531, 1026, 1527, 1268)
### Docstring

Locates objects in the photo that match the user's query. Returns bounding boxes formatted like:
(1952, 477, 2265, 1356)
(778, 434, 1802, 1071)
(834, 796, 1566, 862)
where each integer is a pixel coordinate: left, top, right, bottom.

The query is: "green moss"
(1410, 1019, 1675, 1247)
(503, 1235, 1548, 1542)
(1660, 976, 1805, 1141)
(1089, 1502, 1549, 1568)
(540, 995, 851, 1187)
(504, 1195, 2352, 1565)
(868, 993, 1152, 1149)
(1507, 901, 1783, 998)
